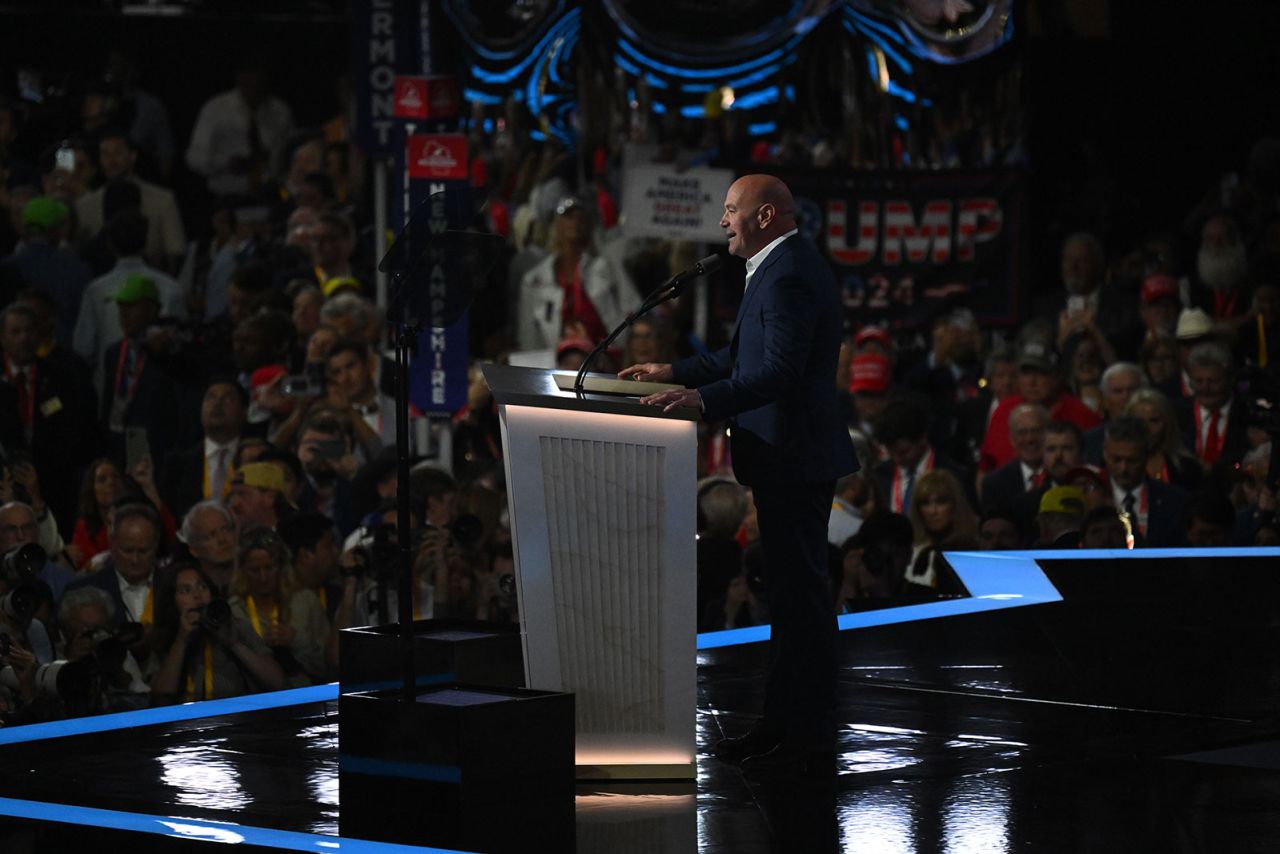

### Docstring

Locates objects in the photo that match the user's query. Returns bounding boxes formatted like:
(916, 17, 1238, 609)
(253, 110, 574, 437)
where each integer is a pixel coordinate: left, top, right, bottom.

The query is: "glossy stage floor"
(3, 548, 1280, 853)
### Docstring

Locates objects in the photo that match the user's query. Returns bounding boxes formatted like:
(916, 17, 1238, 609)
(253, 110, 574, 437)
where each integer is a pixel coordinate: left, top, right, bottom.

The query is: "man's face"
(293, 290, 322, 336)
(1102, 369, 1143, 420)
(232, 322, 274, 373)
(0, 312, 38, 366)
(1061, 237, 1102, 294)
(989, 359, 1017, 400)
(227, 484, 275, 528)
(297, 530, 339, 588)
(1081, 517, 1127, 549)
(425, 491, 459, 528)
(1189, 364, 1230, 411)
(1016, 368, 1058, 406)
(327, 349, 373, 401)
(64, 603, 111, 662)
(188, 507, 237, 567)
(298, 429, 348, 481)
(1141, 299, 1179, 339)
(311, 222, 351, 270)
(1010, 412, 1046, 466)
(117, 299, 157, 339)
(1103, 438, 1147, 492)
(720, 179, 766, 259)
(1187, 516, 1229, 548)
(242, 547, 280, 599)
(0, 505, 38, 551)
(980, 518, 1020, 550)
(201, 383, 246, 438)
(99, 136, 136, 181)
(888, 436, 929, 471)
(110, 516, 158, 584)
(1043, 430, 1081, 481)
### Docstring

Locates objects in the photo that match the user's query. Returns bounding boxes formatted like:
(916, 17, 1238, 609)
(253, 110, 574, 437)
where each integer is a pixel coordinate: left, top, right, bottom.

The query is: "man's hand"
(618, 362, 674, 384)
(639, 388, 703, 413)
(11, 462, 42, 507)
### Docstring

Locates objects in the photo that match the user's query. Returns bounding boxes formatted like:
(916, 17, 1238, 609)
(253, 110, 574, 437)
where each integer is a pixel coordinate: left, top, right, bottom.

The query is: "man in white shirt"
(64, 504, 164, 644)
(185, 65, 294, 197)
(76, 129, 186, 272)
(980, 403, 1049, 521)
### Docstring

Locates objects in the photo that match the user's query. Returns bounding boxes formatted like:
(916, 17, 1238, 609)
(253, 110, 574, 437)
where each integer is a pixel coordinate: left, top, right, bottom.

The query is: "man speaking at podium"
(620, 174, 859, 776)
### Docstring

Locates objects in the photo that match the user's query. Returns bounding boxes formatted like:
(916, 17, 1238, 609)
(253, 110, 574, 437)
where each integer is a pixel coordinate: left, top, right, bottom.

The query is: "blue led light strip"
(0, 797, 467, 853)
(697, 547, 1280, 650)
(0, 683, 339, 745)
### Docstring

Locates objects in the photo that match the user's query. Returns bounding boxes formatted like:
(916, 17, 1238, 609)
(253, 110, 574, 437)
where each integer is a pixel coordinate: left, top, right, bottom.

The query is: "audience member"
(75, 128, 185, 271)
(177, 501, 238, 595)
(150, 563, 284, 702)
(904, 470, 977, 595)
(1102, 417, 1190, 547)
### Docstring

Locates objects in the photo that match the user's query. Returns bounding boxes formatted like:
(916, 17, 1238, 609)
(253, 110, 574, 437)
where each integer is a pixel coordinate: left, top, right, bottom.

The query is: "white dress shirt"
(743, 229, 798, 292)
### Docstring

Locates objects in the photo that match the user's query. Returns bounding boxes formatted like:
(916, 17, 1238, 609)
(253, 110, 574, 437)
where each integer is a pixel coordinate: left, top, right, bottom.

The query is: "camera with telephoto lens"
(1, 543, 47, 623)
(201, 598, 232, 630)
(345, 524, 399, 578)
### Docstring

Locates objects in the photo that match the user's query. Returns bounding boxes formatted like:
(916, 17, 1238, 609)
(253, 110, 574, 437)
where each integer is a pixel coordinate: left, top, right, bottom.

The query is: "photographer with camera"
(0, 532, 60, 723)
(295, 412, 359, 537)
(150, 563, 284, 703)
(55, 586, 149, 713)
(0, 502, 75, 603)
(228, 528, 327, 686)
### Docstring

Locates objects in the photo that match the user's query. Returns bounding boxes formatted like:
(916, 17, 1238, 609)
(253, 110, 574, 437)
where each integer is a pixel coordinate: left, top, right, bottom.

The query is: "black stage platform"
(3, 548, 1280, 853)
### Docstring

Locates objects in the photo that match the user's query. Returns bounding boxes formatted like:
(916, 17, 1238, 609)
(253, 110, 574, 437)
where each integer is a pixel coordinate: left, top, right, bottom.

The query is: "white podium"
(483, 364, 698, 780)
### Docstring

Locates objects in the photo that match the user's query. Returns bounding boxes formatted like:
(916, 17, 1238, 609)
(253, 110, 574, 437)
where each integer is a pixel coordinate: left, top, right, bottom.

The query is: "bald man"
(622, 174, 858, 776)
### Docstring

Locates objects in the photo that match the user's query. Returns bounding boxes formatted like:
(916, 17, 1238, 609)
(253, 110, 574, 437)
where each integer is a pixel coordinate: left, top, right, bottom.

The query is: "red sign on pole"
(394, 75, 460, 121)
(393, 76, 429, 120)
(426, 77, 459, 120)
(407, 134, 469, 180)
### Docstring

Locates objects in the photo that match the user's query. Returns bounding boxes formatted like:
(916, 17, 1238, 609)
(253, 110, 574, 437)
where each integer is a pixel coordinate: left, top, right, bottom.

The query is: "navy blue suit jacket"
(672, 235, 858, 487)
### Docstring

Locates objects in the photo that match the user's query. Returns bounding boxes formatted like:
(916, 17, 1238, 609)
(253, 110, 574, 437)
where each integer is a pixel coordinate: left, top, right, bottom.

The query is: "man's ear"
(758, 203, 775, 228)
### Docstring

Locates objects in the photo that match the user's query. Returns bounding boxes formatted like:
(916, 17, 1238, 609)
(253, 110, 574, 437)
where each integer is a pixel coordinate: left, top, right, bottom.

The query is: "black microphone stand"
(571, 268, 703, 393)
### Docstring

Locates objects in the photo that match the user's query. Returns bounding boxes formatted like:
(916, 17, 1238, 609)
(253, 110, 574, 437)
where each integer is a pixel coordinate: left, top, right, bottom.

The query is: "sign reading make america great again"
(783, 170, 1026, 328)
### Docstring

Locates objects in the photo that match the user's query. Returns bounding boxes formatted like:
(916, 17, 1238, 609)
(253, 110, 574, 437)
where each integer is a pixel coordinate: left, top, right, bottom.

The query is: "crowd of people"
(0, 44, 1276, 721)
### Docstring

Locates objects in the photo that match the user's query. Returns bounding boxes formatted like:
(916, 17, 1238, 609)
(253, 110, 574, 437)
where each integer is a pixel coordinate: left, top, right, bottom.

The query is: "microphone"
(572, 253, 724, 392)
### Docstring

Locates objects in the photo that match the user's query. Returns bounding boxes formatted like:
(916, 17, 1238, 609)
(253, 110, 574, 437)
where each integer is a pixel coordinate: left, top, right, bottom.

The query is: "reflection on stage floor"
(2, 549, 1280, 853)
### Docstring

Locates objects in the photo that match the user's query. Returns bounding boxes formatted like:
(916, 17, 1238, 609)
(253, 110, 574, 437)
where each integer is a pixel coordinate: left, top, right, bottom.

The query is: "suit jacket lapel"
(729, 235, 797, 350)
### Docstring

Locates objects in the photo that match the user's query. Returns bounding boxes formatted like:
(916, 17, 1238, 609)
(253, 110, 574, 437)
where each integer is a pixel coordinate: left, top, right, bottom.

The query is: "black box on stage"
(338, 618, 524, 693)
(339, 684, 575, 851)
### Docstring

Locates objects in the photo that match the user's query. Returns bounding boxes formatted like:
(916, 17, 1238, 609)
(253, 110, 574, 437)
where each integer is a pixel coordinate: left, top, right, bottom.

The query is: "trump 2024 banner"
(783, 169, 1026, 328)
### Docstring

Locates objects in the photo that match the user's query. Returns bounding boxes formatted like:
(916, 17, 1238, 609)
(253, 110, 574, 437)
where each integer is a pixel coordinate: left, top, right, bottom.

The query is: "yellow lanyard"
(184, 642, 214, 701)
(140, 588, 153, 626)
(245, 595, 278, 639)
(318, 588, 328, 613)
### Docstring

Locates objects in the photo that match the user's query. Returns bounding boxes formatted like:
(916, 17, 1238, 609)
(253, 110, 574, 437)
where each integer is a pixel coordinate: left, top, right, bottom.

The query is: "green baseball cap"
(21, 196, 69, 230)
(109, 274, 160, 304)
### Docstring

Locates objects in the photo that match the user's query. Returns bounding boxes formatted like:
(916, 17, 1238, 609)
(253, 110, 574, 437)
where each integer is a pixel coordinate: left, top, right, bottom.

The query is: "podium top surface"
(482, 363, 700, 422)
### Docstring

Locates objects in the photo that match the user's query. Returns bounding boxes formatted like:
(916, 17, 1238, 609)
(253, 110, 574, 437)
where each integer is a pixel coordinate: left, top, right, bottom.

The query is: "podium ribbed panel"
(539, 436, 664, 735)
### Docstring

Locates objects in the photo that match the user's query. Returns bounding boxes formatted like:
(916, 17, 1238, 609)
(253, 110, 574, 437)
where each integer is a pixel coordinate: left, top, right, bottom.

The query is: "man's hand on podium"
(618, 362, 674, 384)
